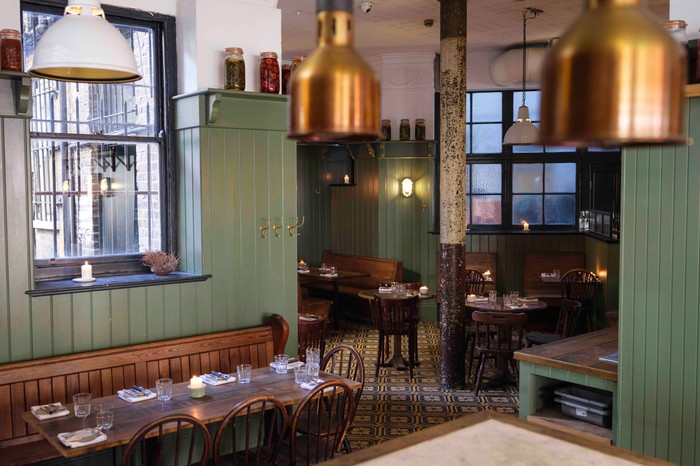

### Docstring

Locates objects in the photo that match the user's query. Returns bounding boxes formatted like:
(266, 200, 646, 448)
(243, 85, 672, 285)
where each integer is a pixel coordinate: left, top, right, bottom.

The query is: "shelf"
(330, 183, 357, 187)
(527, 407, 612, 446)
(0, 70, 31, 116)
(687, 83, 700, 98)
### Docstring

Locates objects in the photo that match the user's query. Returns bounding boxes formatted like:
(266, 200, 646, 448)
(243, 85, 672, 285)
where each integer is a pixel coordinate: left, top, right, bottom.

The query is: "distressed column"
(438, 0, 467, 389)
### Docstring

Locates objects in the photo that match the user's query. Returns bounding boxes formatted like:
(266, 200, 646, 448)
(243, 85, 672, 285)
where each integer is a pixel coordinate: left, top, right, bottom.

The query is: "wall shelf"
(686, 83, 700, 98)
(0, 70, 31, 117)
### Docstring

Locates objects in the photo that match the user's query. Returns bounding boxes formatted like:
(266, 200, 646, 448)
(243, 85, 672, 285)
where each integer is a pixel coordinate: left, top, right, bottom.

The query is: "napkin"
(58, 428, 107, 448)
(300, 378, 324, 390)
(299, 314, 320, 321)
(320, 273, 338, 277)
(377, 286, 393, 293)
(518, 297, 540, 304)
(31, 403, 70, 420)
(474, 297, 489, 303)
(201, 373, 236, 386)
(117, 389, 157, 403)
(269, 360, 305, 370)
(297, 269, 310, 274)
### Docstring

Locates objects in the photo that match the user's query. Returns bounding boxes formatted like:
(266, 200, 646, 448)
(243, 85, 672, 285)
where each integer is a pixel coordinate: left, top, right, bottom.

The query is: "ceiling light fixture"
(503, 7, 542, 146)
(288, 0, 380, 142)
(539, 0, 686, 147)
(29, 0, 141, 83)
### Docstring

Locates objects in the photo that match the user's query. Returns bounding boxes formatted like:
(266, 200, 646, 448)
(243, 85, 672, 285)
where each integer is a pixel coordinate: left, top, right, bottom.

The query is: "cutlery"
(38, 403, 65, 415)
(132, 385, 153, 396)
(124, 388, 144, 398)
(64, 428, 101, 443)
(210, 371, 230, 380)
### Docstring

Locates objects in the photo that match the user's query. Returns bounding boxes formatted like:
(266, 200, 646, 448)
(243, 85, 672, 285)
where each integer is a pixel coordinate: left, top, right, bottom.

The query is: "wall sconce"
(100, 177, 112, 196)
(62, 179, 70, 195)
(401, 178, 414, 197)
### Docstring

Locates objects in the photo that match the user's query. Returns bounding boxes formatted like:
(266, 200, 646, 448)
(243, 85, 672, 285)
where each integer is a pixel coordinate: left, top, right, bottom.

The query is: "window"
(22, 1, 176, 279)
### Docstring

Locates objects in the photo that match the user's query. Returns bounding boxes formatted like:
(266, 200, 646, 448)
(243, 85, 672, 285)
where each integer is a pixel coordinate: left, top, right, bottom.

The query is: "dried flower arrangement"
(141, 250, 180, 276)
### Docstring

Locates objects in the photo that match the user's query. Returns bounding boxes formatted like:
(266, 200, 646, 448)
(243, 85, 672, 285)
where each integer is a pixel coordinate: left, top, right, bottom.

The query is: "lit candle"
(81, 261, 92, 280)
(467, 294, 477, 302)
(483, 270, 491, 278)
(190, 375, 203, 389)
(522, 221, 529, 231)
(419, 285, 428, 295)
(344, 174, 350, 184)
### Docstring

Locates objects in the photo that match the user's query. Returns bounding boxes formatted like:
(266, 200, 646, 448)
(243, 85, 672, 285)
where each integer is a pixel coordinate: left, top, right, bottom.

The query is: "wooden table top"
(23, 367, 361, 458)
(465, 297, 547, 312)
(297, 267, 370, 281)
(322, 411, 671, 465)
(514, 327, 618, 381)
(357, 289, 436, 301)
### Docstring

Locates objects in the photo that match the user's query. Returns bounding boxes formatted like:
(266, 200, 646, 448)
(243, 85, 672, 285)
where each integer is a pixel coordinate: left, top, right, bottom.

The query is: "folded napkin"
(320, 273, 338, 277)
(507, 304, 526, 309)
(518, 297, 540, 304)
(269, 360, 305, 371)
(300, 378, 324, 390)
(58, 428, 107, 448)
(297, 269, 310, 274)
(474, 297, 489, 302)
(31, 403, 70, 420)
(377, 287, 393, 293)
(299, 314, 320, 321)
(202, 373, 236, 386)
(117, 389, 157, 403)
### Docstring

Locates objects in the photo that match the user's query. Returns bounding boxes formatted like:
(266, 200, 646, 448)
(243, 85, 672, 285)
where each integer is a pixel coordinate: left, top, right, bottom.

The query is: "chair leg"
(474, 353, 486, 396)
(375, 330, 384, 378)
(408, 329, 415, 379)
(342, 437, 352, 454)
(466, 333, 475, 383)
(509, 357, 519, 377)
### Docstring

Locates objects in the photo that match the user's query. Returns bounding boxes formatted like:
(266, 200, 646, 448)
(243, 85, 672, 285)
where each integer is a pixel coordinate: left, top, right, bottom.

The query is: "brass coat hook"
(259, 220, 270, 239)
(287, 216, 305, 237)
(272, 223, 282, 238)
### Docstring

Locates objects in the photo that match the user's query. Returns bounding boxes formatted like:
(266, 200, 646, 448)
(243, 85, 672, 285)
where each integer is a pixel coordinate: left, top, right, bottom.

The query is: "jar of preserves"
(381, 120, 392, 141)
(259, 51, 280, 94)
(224, 47, 245, 90)
(414, 118, 426, 141)
(281, 64, 291, 95)
(663, 20, 688, 44)
(0, 29, 22, 72)
(399, 119, 410, 141)
(290, 55, 305, 74)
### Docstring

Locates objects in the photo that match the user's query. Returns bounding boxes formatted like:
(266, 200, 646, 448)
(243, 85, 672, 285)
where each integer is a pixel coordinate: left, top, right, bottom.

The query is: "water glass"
(320, 263, 328, 273)
(73, 393, 91, 419)
(305, 347, 320, 366)
(330, 266, 337, 275)
(274, 354, 289, 374)
(95, 406, 113, 432)
(294, 364, 308, 384)
(503, 294, 512, 306)
(307, 362, 320, 383)
(156, 378, 173, 401)
(510, 291, 520, 301)
(488, 290, 497, 308)
(237, 364, 252, 383)
(553, 269, 560, 279)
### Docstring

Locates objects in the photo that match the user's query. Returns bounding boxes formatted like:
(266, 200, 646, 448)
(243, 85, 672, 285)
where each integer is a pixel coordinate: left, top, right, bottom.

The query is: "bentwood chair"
(471, 311, 528, 396)
(525, 299, 582, 347)
(464, 269, 486, 295)
(375, 295, 420, 379)
(297, 315, 327, 362)
(560, 269, 602, 332)
(212, 395, 287, 466)
(282, 381, 355, 465)
(121, 414, 212, 466)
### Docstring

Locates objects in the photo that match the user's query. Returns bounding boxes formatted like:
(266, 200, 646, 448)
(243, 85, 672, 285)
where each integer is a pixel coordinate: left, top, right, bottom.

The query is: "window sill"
(26, 272, 212, 297)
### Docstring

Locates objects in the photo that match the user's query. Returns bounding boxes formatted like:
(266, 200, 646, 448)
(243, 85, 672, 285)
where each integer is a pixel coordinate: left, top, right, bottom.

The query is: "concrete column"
(438, 0, 467, 389)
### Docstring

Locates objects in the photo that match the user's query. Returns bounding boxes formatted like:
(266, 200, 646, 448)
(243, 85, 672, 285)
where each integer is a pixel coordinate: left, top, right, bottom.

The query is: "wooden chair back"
(321, 345, 365, 417)
(376, 295, 420, 336)
(121, 414, 212, 466)
(268, 314, 290, 356)
(464, 269, 485, 295)
(560, 269, 601, 303)
(436, 252, 497, 302)
(472, 311, 528, 355)
(523, 252, 586, 297)
(403, 282, 421, 290)
(212, 395, 287, 466)
(556, 299, 583, 338)
(298, 316, 327, 362)
(289, 381, 355, 465)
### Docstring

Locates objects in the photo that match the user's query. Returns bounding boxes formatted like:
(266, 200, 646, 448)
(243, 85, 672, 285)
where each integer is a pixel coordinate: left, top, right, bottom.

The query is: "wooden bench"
(436, 252, 498, 304)
(522, 252, 586, 303)
(304, 250, 403, 323)
(0, 320, 288, 466)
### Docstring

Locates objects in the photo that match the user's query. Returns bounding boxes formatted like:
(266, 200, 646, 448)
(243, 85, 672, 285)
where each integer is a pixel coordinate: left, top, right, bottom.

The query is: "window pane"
(466, 197, 471, 228)
(545, 145, 576, 153)
(513, 195, 542, 224)
(31, 139, 161, 259)
(472, 92, 502, 122)
(466, 95, 471, 122)
(465, 165, 471, 194)
(513, 164, 543, 193)
(512, 90, 541, 121)
(472, 195, 502, 224)
(472, 124, 503, 154)
(545, 163, 576, 193)
(465, 126, 471, 154)
(472, 164, 501, 194)
(545, 194, 576, 225)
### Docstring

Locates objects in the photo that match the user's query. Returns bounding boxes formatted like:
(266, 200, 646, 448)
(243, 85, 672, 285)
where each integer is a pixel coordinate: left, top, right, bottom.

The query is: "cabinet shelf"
(0, 70, 31, 116)
(527, 407, 612, 446)
(687, 83, 700, 98)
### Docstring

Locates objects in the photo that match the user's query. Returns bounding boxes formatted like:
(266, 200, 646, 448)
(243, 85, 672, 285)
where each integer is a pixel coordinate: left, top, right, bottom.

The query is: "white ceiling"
(279, 0, 670, 60)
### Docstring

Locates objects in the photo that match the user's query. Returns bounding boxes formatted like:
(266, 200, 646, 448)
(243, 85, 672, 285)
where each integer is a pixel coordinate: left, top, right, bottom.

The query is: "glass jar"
(290, 55, 305, 74)
(414, 118, 426, 141)
(381, 119, 391, 141)
(0, 29, 22, 72)
(663, 20, 688, 44)
(399, 119, 410, 141)
(281, 64, 291, 95)
(259, 51, 280, 94)
(224, 47, 245, 90)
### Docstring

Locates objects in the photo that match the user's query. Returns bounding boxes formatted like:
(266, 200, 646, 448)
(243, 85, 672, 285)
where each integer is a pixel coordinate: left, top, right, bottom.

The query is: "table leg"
(332, 281, 339, 330)
(388, 335, 408, 371)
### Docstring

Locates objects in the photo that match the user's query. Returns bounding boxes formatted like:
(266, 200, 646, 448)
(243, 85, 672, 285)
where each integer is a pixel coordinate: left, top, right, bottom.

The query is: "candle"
(483, 270, 491, 278)
(344, 174, 350, 184)
(467, 294, 477, 302)
(81, 261, 92, 280)
(522, 221, 529, 231)
(190, 375, 203, 389)
(419, 285, 428, 295)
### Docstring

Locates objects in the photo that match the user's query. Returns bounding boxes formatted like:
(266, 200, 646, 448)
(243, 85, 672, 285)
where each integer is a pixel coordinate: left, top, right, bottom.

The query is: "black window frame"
(22, 0, 178, 281)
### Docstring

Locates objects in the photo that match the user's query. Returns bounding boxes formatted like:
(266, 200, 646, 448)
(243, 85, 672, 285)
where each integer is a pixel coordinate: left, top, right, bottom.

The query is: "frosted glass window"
(513, 164, 543, 193)
(513, 195, 543, 224)
(472, 93, 502, 122)
(512, 90, 541, 121)
(472, 124, 502, 154)
(545, 195, 576, 224)
(545, 163, 576, 193)
(473, 196, 502, 224)
(465, 126, 471, 154)
(472, 164, 501, 193)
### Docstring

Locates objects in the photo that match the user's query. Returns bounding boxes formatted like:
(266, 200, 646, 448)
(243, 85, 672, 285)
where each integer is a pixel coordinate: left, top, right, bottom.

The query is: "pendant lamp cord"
(521, 7, 543, 106)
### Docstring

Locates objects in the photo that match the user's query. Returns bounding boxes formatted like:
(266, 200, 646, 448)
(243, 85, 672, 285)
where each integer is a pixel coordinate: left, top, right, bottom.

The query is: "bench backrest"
(523, 252, 586, 297)
(322, 250, 403, 289)
(0, 325, 276, 447)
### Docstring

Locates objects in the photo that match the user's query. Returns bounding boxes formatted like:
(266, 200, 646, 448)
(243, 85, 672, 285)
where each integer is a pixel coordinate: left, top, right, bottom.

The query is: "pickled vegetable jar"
(0, 29, 22, 72)
(259, 51, 280, 94)
(224, 47, 245, 90)
(399, 119, 410, 141)
(414, 118, 426, 141)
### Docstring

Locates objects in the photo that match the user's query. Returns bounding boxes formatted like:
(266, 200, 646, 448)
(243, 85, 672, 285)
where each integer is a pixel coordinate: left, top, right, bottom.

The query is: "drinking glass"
(73, 393, 91, 419)
(294, 364, 308, 384)
(553, 269, 560, 279)
(237, 364, 252, 383)
(488, 291, 497, 308)
(156, 378, 173, 401)
(330, 266, 337, 275)
(95, 406, 113, 432)
(307, 362, 320, 383)
(274, 354, 289, 374)
(320, 263, 328, 273)
(305, 347, 320, 367)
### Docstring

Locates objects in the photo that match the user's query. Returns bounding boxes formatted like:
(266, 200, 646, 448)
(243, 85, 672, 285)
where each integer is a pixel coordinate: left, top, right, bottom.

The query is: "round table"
(358, 289, 435, 371)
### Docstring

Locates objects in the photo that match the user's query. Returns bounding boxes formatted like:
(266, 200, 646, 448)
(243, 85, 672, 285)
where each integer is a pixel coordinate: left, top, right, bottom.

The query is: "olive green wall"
(617, 95, 700, 465)
(296, 149, 332, 265)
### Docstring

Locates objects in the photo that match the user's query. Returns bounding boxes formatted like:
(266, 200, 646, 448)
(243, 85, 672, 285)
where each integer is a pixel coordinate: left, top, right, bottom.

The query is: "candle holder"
(188, 384, 205, 399)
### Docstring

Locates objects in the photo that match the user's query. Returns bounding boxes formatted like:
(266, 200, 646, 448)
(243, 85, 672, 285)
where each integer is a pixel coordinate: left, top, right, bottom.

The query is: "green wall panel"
(618, 96, 700, 465)
(296, 148, 332, 265)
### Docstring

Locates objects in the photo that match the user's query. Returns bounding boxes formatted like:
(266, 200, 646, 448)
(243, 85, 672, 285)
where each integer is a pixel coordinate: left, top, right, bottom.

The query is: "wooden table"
(321, 411, 671, 465)
(358, 289, 435, 371)
(23, 367, 361, 459)
(298, 267, 371, 329)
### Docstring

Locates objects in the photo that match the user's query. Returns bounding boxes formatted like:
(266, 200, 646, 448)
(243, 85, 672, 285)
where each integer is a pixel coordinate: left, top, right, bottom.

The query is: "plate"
(72, 277, 96, 283)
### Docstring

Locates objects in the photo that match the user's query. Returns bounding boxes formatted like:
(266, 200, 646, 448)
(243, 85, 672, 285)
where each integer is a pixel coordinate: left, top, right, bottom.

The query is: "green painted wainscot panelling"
(296, 147, 332, 265)
(618, 94, 700, 465)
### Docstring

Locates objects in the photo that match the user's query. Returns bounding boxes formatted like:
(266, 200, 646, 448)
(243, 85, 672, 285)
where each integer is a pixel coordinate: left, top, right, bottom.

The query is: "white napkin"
(518, 297, 539, 304)
(201, 373, 236, 386)
(31, 403, 70, 420)
(474, 297, 489, 302)
(297, 269, 310, 274)
(300, 378, 325, 390)
(377, 287, 392, 293)
(270, 361, 305, 371)
(299, 314, 320, 321)
(58, 428, 107, 448)
(117, 390, 157, 403)
(320, 273, 338, 277)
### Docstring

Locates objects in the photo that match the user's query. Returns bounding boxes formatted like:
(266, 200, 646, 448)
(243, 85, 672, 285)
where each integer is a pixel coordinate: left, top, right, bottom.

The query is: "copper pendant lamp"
(288, 0, 381, 142)
(540, 0, 686, 147)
